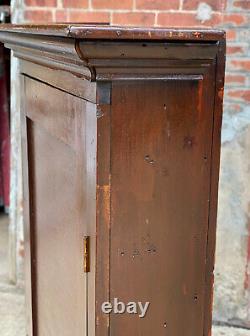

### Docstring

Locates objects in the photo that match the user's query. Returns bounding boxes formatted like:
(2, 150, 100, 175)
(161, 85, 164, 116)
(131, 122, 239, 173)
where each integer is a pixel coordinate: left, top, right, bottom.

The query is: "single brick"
(62, 0, 88, 8)
(227, 89, 250, 102)
(25, 0, 57, 6)
(223, 102, 243, 113)
(227, 45, 245, 55)
(136, 0, 179, 10)
(157, 12, 221, 27)
(55, 10, 68, 22)
(233, 0, 250, 9)
(183, 0, 226, 10)
(222, 13, 247, 26)
(112, 12, 155, 26)
(225, 74, 246, 85)
(92, 0, 133, 9)
(68, 10, 110, 23)
(230, 59, 250, 71)
(25, 9, 53, 21)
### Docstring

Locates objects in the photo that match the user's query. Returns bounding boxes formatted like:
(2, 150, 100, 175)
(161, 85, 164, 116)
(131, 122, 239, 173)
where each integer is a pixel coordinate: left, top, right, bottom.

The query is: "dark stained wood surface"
(23, 76, 97, 335)
(203, 38, 226, 336)
(96, 82, 112, 336)
(20, 61, 97, 103)
(0, 25, 224, 82)
(0, 24, 226, 336)
(109, 69, 215, 335)
(0, 24, 225, 41)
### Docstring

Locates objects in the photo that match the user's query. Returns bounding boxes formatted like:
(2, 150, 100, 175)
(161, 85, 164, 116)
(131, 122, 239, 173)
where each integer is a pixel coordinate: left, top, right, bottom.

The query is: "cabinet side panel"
(203, 41, 226, 336)
(109, 78, 215, 336)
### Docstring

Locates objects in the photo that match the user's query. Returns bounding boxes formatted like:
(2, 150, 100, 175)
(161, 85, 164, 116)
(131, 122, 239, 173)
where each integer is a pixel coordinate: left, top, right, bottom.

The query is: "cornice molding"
(0, 29, 223, 82)
(0, 32, 92, 79)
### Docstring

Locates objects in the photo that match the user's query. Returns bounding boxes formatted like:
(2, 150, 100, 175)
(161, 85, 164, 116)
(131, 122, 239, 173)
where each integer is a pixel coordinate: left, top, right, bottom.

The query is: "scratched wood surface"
(0, 25, 226, 336)
(109, 76, 215, 335)
(0, 24, 224, 40)
(23, 76, 96, 336)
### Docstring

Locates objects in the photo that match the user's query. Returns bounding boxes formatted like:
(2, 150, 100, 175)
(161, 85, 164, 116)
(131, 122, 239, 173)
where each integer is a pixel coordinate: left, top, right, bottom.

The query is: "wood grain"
(24, 76, 96, 336)
(109, 76, 215, 335)
(0, 25, 226, 336)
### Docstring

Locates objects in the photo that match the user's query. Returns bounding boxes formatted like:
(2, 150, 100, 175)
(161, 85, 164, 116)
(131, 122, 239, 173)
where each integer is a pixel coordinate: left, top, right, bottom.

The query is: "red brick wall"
(22, 0, 250, 101)
(223, 2, 250, 110)
(24, 0, 227, 25)
(22, 0, 250, 108)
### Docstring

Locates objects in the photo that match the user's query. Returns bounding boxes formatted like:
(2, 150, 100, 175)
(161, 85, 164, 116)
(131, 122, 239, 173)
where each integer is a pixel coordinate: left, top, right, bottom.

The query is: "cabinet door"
(102, 64, 217, 335)
(21, 76, 96, 336)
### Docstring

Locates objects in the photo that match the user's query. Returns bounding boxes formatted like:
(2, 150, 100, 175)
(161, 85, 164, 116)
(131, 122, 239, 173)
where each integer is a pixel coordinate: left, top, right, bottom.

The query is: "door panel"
(23, 76, 95, 336)
(110, 75, 215, 335)
(28, 121, 85, 335)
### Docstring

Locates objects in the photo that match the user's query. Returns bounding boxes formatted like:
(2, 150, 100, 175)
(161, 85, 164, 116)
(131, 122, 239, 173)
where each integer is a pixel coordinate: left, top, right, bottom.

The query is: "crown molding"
(0, 27, 224, 82)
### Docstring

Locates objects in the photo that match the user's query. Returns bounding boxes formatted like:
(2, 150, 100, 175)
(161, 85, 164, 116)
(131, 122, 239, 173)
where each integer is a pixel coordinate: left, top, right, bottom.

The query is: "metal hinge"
(83, 236, 90, 273)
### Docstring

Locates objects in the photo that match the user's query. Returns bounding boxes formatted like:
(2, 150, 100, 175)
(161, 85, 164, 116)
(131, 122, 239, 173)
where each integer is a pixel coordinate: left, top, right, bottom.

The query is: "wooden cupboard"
(0, 24, 226, 336)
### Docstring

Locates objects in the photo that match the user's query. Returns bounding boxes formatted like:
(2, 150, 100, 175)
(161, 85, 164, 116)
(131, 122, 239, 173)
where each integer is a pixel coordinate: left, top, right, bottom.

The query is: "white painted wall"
(8, 0, 24, 284)
(213, 105, 250, 327)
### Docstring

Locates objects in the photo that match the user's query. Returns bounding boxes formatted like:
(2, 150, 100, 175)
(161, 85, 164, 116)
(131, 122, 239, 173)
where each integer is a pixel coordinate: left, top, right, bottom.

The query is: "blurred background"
(0, 0, 249, 335)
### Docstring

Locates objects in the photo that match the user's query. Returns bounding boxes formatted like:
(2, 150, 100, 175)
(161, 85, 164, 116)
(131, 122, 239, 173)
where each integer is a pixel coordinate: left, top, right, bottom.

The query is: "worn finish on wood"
(25, 76, 95, 335)
(0, 24, 226, 336)
(20, 61, 96, 103)
(203, 38, 226, 336)
(96, 82, 112, 336)
(109, 74, 216, 335)
(0, 23, 225, 41)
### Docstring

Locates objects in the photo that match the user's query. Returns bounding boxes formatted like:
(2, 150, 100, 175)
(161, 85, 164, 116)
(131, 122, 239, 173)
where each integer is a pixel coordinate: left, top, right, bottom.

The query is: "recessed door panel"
(23, 77, 96, 336)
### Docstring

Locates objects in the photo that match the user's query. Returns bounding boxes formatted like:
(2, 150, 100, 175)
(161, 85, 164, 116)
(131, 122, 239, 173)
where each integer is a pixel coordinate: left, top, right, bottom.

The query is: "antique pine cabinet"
(0, 25, 225, 336)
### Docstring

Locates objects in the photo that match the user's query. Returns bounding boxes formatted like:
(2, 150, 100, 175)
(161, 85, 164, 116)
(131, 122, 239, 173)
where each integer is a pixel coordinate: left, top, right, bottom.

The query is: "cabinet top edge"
(0, 24, 225, 42)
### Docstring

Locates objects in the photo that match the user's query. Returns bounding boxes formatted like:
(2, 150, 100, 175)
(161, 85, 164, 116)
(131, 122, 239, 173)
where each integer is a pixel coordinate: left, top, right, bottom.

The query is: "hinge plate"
(83, 236, 90, 273)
